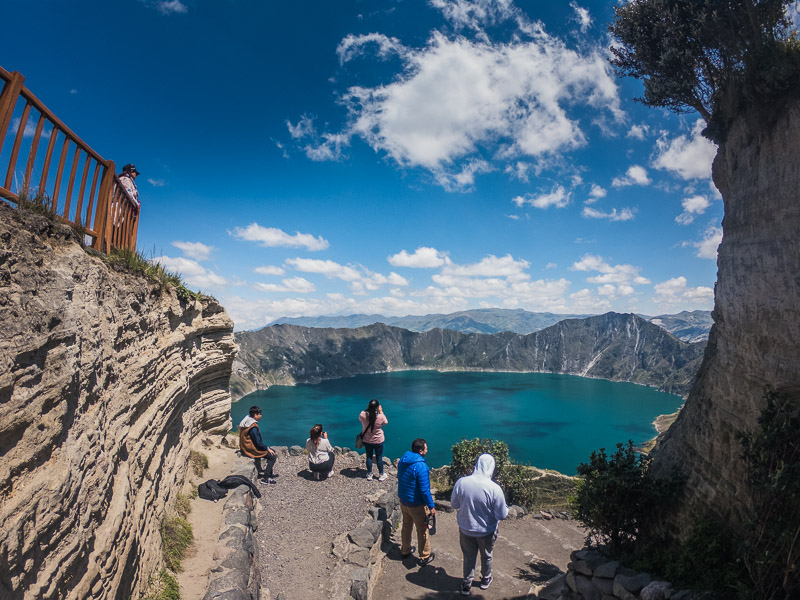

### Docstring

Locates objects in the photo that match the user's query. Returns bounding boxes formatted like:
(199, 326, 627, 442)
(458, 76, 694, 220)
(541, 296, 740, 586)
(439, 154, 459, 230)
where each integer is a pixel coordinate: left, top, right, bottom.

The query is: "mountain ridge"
(232, 312, 706, 401)
(267, 308, 712, 342)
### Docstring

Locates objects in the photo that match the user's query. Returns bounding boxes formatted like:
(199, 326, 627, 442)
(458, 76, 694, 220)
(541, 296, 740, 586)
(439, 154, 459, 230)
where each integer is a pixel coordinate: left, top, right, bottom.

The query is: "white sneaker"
(378, 473, 388, 481)
(327, 470, 335, 478)
(366, 473, 373, 481)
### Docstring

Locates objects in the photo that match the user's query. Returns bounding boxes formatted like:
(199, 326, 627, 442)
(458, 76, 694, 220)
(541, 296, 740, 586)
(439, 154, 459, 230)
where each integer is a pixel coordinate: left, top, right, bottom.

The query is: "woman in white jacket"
(306, 424, 335, 480)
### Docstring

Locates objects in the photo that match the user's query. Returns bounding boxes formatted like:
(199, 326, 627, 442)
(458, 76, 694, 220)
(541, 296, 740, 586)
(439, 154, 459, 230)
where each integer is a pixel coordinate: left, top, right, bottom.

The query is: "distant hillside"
(232, 312, 706, 400)
(268, 308, 712, 341)
(647, 310, 714, 343)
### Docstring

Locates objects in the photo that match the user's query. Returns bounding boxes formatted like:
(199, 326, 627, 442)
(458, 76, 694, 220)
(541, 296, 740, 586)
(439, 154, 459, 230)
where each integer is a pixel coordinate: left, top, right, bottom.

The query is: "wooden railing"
(0, 66, 139, 252)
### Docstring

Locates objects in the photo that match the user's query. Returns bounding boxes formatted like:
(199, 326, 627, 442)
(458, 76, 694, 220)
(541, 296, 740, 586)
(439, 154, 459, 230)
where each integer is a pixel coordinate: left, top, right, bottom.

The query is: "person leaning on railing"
(119, 163, 140, 209)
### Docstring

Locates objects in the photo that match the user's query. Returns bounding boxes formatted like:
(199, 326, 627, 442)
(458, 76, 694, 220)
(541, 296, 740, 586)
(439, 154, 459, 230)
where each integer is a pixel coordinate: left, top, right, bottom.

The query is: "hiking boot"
(460, 579, 472, 595)
(377, 473, 388, 481)
(479, 575, 492, 590)
(401, 546, 415, 559)
(418, 552, 435, 567)
(366, 473, 373, 481)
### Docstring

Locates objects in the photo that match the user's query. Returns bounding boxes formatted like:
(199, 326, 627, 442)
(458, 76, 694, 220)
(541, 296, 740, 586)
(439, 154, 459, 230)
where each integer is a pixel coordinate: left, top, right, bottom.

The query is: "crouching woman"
(306, 424, 335, 480)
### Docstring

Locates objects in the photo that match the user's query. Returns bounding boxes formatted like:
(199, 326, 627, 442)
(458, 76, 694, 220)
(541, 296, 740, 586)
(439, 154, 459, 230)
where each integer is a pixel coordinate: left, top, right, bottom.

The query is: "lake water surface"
(231, 370, 683, 474)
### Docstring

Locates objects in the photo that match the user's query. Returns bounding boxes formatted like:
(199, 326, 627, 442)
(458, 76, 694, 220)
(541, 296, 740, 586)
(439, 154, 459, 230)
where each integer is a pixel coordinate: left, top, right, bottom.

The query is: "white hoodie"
(239, 415, 256, 429)
(450, 454, 509, 536)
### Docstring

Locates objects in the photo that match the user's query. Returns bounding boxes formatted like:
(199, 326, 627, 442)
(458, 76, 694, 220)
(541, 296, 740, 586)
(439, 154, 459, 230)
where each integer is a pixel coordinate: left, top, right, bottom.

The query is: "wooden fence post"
(93, 161, 115, 253)
(0, 71, 25, 162)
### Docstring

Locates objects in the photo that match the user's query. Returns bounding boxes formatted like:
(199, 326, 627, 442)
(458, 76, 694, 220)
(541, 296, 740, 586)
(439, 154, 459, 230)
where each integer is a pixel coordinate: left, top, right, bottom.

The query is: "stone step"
(373, 508, 585, 598)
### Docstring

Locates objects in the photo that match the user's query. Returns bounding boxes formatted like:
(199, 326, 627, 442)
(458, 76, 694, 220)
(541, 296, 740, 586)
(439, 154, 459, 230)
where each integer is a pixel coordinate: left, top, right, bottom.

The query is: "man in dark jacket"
(397, 438, 436, 565)
(238, 406, 277, 484)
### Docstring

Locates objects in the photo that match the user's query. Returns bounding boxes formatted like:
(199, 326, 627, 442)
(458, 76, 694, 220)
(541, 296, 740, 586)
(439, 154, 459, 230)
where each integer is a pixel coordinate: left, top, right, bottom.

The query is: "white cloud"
(675, 195, 711, 225)
(586, 184, 606, 203)
(286, 257, 408, 294)
(570, 1, 592, 32)
(626, 124, 648, 140)
(254, 265, 285, 276)
(337, 33, 406, 64)
(253, 277, 316, 294)
(545, 262, 557, 269)
(388, 247, 449, 268)
(652, 119, 717, 180)
(582, 206, 635, 221)
(653, 276, 714, 309)
(151, 256, 226, 290)
(147, 0, 187, 15)
(512, 186, 570, 209)
(569, 288, 612, 312)
(571, 254, 651, 288)
(286, 257, 361, 281)
(147, 178, 166, 187)
(504, 162, 531, 183)
(612, 164, 651, 188)
(69, 89, 78, 95)
(11, 117, 51, 140)
(429, 0, 517, 30)
(441, 254, 530, 278)
(310, 22, 620, 189)
(693, 225, 723, 260)
(172, 240, 213, 261)
(230, 223, 329, 251)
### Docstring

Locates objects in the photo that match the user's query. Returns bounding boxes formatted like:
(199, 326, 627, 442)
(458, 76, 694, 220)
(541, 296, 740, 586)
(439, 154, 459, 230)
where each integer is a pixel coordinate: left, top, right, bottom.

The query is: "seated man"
(238, 406, 277, 484)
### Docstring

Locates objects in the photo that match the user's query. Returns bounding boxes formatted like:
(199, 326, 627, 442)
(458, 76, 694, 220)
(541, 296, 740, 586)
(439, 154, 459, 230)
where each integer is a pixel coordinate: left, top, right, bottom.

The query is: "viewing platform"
(0, 66, 138, 253)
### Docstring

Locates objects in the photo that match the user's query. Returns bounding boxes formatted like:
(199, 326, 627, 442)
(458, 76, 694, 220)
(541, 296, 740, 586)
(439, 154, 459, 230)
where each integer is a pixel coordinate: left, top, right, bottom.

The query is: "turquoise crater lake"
(231, 371, 683, 474)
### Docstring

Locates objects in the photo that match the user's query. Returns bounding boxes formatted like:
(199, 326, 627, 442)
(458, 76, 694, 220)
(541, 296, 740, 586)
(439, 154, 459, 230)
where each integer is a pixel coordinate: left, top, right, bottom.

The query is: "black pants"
(255, 453, 277, 479)
(308, 453, 335, 475)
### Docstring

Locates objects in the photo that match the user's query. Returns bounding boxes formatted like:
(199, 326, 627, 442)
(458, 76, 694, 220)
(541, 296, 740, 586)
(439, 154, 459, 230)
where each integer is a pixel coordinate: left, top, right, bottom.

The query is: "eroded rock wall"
(0, 203, 235, 600)
(653, 100, 800, 531)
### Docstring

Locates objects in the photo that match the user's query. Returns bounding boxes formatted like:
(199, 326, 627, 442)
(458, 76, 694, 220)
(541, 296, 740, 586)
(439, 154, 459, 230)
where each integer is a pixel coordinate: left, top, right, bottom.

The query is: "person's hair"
(249, 406, 262, 418)
(411, 438, 427, 454)
(364, 398, 380, 432)
(309, 424, 323, 448)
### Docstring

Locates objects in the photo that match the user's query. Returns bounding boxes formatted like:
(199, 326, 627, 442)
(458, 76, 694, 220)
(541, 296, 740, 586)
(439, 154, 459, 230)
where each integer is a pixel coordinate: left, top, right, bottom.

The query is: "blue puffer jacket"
(397, 451, 434, 509)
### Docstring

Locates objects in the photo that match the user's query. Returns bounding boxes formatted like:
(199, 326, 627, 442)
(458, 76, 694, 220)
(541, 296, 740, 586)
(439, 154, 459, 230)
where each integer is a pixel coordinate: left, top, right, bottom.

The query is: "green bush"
(160, 516, 193, 572)
(449, 438, 576, 511)
(141, 569, 181, 600)
(571, 440, 683, 556)
(737, 391, 800, 600)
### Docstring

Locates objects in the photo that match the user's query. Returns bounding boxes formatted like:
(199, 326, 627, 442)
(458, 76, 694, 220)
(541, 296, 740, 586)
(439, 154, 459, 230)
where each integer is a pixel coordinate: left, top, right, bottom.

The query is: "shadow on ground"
(515, 558, 563, 583)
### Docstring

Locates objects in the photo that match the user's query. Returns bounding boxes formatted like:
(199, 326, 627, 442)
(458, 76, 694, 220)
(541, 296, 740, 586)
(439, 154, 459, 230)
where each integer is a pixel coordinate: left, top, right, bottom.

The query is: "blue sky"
(3, 0, 738, 330)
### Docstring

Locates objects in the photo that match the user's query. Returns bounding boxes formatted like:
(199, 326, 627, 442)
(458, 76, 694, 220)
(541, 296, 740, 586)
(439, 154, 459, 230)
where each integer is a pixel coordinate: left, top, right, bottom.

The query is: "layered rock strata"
(653, 100, 800, 532)
(0, 203, 235, 600)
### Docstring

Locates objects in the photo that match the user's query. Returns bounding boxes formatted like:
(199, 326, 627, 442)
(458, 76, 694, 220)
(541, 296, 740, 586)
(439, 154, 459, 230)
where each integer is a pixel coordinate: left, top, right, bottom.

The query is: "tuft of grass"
(174, 493, 192, 520)
(189, 450, 209, 477)
(16, 187, 56, 218)
(104, 247, 200, 301)
(160, 516, 193, 572)
(141, 568, 181, 600)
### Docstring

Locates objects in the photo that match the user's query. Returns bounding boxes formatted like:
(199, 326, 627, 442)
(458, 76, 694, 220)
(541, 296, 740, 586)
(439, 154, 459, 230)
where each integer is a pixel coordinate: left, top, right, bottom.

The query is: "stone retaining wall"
(203, 464, 265, 600)
(329, 485, 401, 600)
(548, 549, 706, 600)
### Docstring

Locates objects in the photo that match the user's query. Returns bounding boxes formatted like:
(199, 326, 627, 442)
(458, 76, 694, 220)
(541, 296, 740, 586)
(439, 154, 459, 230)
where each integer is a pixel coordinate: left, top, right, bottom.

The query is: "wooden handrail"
(0, 65, 139, 253)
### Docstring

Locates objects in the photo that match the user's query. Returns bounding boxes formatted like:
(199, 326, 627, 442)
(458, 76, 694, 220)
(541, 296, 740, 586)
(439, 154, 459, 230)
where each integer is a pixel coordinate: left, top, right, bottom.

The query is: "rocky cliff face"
(0, 204, 235, 600)
(233, 312, 705, 400)
(653, 100, 800, 532)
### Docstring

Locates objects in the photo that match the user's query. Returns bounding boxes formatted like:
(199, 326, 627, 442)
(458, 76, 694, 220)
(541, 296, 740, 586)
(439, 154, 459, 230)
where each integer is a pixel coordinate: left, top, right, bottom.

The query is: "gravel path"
(254, 450, 396, 600)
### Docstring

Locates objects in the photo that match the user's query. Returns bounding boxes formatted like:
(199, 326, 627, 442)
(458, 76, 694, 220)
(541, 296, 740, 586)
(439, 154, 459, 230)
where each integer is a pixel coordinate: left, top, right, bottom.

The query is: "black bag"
(426, 512, 437, 535)
(355, 431, 365, 449)
(198, 479, 228, 501)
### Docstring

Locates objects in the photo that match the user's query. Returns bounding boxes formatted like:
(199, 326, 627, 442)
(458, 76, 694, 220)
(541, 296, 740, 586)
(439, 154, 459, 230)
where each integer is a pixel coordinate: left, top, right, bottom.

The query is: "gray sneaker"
(479, 575, 492, 590)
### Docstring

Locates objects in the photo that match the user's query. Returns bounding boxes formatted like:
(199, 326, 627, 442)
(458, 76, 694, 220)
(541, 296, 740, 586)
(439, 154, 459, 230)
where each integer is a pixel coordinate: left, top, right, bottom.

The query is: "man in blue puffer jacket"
(397, 438, 437, 566)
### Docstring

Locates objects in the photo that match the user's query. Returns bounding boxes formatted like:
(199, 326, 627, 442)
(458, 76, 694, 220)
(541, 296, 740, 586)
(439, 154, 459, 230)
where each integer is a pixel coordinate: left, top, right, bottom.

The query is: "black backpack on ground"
(198, 479, 228, 501)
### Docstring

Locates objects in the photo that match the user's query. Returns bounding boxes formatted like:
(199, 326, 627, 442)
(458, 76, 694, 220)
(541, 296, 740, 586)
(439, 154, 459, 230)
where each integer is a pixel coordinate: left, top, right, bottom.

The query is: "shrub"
(142, 569, 181, 600)
(737, 390, 800, 600)
(449, 438, 576, 511)
(160, 516, 193, 572)
(189, 450, 208, 477)
(571, 440, 683, 556)
(174, 494, 192, 520)
(105, 247, 200, 302)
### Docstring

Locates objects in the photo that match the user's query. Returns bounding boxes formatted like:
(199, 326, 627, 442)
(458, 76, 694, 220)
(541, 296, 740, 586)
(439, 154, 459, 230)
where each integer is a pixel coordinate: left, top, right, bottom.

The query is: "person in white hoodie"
(450, 453, 509, 595)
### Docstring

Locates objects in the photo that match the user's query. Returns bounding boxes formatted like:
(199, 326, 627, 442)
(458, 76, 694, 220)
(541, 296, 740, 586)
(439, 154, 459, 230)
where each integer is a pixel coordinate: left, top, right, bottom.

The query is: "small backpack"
(198, 479, 228, 501)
